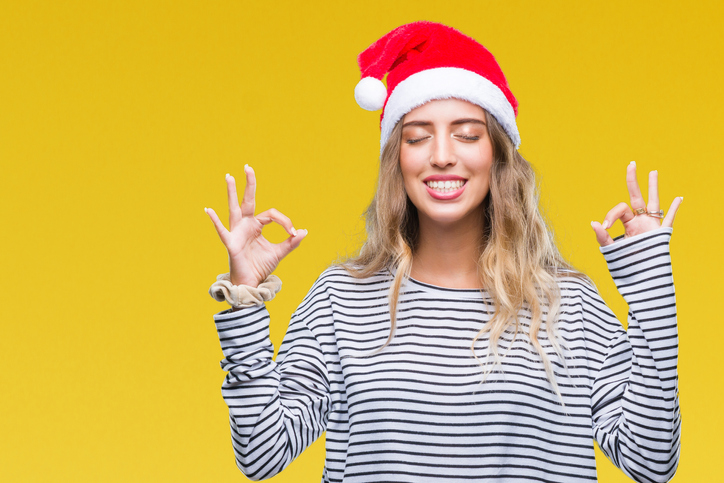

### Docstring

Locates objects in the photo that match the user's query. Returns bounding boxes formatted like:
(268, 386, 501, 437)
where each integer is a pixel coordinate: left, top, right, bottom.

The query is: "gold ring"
(633, 207, 647, 215)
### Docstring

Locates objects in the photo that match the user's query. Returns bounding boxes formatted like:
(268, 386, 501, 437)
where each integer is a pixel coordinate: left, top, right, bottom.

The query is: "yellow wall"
(1, 1, 720, 481)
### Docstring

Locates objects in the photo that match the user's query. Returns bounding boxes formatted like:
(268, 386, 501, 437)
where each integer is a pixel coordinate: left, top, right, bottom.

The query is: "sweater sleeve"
(214, 292, 332, 480)
(590, 227, 681, 483)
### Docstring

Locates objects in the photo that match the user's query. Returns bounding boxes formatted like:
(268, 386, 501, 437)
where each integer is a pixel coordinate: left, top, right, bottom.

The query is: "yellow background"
(1, 1, 721, 481)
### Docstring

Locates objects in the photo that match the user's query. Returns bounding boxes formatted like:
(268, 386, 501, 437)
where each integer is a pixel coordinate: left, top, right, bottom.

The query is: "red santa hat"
(354, 21, 521, 153)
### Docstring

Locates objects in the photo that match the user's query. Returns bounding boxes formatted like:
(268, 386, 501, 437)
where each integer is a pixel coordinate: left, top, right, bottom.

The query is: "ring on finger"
(632, 206, 664, 218)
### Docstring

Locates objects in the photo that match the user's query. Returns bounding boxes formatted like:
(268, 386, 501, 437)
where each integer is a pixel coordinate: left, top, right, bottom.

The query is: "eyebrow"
(402, 118, 486, 128)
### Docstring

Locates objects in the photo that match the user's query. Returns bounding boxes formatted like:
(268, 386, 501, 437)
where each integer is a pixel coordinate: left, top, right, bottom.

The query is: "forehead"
(403, 98, 485, 123)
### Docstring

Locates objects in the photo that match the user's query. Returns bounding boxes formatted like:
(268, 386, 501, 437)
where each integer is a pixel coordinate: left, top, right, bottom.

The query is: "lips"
(424, 179, 467, 200)
(422, 174, 467, 182)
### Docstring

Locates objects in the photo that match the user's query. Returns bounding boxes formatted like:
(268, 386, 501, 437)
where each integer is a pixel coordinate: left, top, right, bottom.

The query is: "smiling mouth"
(424, 179, 467, 193)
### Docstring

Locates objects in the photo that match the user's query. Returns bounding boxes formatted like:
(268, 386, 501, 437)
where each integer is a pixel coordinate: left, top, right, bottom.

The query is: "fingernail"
(291, 227, 298, 236)
(630, 161, 636, 166)
(225, 173, 230, 179)
(590, 221, 596, 228)
(204, 207, 208, 213)
(602, 220, 609, 229)
(680, 196, 684, 202)
(244, 164, 248, 170)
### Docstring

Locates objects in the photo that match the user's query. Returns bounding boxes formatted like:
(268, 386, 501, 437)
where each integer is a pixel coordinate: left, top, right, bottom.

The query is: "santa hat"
(354, 21, 521, 153)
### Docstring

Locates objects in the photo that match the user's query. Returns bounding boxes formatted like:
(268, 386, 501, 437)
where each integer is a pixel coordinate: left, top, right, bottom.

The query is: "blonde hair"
(342, 109, 586, 402)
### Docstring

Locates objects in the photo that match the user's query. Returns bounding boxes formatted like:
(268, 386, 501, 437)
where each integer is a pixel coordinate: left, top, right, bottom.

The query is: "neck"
(410, 209, 485, 289)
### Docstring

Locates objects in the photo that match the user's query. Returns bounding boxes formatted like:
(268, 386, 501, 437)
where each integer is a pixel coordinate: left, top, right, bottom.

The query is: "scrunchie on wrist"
(209, 273, 282, 308)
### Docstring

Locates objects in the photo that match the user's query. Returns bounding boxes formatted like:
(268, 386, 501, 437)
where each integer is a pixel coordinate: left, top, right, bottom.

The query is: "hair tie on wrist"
(209, 273, 282, 308)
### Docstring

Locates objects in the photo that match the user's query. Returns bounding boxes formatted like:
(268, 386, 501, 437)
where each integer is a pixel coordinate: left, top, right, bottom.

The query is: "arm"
(205, 165, 320, 479)
(215, 300, 331, 480)
(590, 227, 680, 483)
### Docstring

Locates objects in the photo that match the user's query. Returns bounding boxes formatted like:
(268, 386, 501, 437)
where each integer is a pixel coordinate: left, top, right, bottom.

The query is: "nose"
(430, 134, 456, 168)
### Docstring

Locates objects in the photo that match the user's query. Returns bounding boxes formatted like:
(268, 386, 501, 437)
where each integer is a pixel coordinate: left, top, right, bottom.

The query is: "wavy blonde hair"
(342, 109, 586, 401)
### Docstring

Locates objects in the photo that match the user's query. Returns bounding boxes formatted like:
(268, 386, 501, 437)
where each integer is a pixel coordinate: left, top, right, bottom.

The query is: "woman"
(205, 21, 682, 482)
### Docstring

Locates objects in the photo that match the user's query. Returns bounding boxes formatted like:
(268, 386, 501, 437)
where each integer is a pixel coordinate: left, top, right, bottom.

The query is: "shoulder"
(300, 264, 392, 302)
(552, 269, 598, 301)
(554, 270, 623, 335)
(292, 265, 391, 324)
(312, 264, 393, 292)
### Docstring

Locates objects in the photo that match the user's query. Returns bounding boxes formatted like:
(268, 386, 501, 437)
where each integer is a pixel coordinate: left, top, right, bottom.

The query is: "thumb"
(591, 221, 614, 247)
(275, 229, 308, 259)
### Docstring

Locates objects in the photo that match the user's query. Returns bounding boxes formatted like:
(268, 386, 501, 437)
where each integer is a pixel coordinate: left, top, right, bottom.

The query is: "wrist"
(230, 274, 261, 287)
(229, 268, 262, 287)
(209, 273, 282, 308)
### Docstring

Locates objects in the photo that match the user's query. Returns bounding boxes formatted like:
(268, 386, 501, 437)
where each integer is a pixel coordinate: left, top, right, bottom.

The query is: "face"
(399, 98, 494, 227)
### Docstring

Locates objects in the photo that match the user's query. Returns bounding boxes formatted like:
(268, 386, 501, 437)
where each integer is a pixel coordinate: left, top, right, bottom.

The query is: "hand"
(204, 165, 307, 286)
(591, 161, 682, 247)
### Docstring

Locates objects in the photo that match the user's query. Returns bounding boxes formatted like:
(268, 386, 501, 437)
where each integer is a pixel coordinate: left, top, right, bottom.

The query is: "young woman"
(205, 22, 682, 483)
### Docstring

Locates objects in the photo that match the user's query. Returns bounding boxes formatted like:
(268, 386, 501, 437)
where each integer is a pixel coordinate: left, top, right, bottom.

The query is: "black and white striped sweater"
(214, 227, 680, 482)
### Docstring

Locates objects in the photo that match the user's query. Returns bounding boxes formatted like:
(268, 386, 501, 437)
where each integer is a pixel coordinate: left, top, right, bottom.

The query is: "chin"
(419, 207, 482, 227)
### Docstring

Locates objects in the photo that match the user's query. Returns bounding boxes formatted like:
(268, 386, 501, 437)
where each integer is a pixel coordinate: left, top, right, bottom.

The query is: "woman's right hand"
(205, 165, 307, 287)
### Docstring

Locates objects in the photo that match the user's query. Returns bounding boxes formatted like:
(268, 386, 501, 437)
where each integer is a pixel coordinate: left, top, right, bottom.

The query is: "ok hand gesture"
(205, 165, 307, 287)
(591, 161, 683, 247)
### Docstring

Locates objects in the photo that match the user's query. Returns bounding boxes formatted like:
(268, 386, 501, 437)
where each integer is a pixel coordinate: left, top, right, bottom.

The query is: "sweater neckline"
(387, 267, 488, 299)
(407, 276, 487, 298)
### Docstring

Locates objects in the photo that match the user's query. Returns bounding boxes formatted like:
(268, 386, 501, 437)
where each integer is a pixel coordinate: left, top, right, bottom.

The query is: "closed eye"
(455, 135, 480, 141)
(405, 137, 430, 144)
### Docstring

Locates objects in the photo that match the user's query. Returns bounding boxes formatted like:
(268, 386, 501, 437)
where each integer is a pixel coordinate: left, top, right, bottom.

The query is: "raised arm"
(206, 167, 328, 479)
(588, 162, 683, 482)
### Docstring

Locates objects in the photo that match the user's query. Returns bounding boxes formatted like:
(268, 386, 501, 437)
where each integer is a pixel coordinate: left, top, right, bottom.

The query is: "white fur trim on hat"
(355, 77, 387, 111)
(379, 67, 520, 153)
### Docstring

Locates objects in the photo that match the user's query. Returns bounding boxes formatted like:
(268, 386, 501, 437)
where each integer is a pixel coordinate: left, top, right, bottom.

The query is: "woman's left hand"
(591, 161, 683, 247)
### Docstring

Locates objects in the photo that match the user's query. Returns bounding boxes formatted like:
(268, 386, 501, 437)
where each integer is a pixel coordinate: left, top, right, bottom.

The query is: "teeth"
(425, 180, 465, 192)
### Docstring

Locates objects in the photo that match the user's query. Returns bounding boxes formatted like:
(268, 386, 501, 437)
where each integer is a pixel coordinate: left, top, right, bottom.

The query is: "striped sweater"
(214, 227, 680, 482)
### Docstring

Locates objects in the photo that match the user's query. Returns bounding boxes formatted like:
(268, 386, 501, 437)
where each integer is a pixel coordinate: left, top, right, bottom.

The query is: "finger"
(241, 164, 256, 217)
(256, 208, 298, 237)
(204, 207, 230, 245)
(604, 202, 635, 229)
(626, 161, 645, 209)
(225, 173, 242, 228)
(647, 170, 659, 212)
(590, 221, 614, 247)
(662, 197, 683, 228)
(273, 229, 308, 259)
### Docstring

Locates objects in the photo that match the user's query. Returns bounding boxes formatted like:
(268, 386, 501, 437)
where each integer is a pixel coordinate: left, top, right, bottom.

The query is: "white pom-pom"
(354, 77, 387, 111)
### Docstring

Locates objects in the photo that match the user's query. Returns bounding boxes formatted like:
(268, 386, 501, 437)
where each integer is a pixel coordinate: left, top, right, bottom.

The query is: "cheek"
(399, 150, 422, 186)
(456, 145, 493, 184)
(475, 144, 494, 182)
